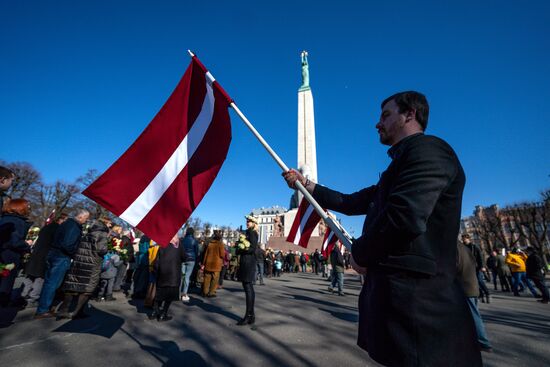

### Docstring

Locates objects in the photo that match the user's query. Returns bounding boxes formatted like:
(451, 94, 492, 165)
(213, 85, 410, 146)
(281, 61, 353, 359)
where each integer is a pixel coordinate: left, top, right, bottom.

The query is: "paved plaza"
(1, 272, 549, 366)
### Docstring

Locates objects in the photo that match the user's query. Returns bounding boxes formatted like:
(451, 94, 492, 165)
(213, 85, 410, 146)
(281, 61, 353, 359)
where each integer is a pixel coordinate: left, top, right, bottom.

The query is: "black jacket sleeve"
(312, 185, 377, 216)
(352, 138, 459, 268)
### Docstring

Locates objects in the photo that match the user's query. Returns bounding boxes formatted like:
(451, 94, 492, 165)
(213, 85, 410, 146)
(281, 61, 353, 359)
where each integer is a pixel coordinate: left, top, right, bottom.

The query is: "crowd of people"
(0, 165, 355, 326)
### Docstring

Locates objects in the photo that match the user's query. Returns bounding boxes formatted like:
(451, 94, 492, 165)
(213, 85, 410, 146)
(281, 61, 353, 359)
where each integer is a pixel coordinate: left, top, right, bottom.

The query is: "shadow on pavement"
(188, 297, 240, 322)
(318, 307, 359, 322)
(142, 341, 208, 367)
(53, 306, 124, 338)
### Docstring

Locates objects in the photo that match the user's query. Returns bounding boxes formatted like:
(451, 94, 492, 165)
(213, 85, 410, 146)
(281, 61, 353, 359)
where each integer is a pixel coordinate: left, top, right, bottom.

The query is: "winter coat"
(203, 239, 225, 272)
(62, 221, 110, 293)
(101, 253, 122, 279)
(526, 253, 546, 280)
(506, 253, 527, 273)
(312, 134, 481, 367)
(154, 242, 186, 288)
(496, 254, 511, 277)
(457, 242, 479, 298)
(25, 222, 60, 278)
(0, 213, 32, 271)
(330, 247, 345, 273)
(237, 228, 258, 283)
(465, 243, 484, 271)
(50, 218, 83, 258)
(181, 234, 199, 262)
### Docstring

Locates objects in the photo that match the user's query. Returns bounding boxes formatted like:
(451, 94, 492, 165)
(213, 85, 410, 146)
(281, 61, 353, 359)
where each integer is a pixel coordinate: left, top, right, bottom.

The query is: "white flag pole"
(187, 50, 353, 249)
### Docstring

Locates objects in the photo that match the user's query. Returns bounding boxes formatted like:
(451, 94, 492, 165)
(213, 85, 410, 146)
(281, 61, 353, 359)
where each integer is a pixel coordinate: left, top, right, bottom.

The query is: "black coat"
(312, 134, 481, 367)
(155, 243, 186, 288)
(237, 228, 258, 283)
(25, 222, 60, 278)
(62, 221, 110, 293)
(526, 253, 545, 280)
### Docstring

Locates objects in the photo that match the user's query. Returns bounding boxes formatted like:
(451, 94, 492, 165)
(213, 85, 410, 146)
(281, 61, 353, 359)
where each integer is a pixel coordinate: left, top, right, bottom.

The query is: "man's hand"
(282, 169, 305, 189)
(350, 254, 367, 275)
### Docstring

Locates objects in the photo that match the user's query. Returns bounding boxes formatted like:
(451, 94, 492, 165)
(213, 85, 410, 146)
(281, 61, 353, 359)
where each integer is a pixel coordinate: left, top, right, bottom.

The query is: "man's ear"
(405, 109, 416, 122)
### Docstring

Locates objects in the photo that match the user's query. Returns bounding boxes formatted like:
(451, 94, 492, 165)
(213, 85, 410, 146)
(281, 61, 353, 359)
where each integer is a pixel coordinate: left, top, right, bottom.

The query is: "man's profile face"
(77, 213, 90, 224)
(0, 175, 14, 191)
(376, 99, 406, 146)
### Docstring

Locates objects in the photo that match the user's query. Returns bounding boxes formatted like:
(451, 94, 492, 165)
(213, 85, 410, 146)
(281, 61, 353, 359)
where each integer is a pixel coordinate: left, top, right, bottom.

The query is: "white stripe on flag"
(293, 204, 315, 245)
(323, 230, 334, 251)
(120, 81, 215, 226)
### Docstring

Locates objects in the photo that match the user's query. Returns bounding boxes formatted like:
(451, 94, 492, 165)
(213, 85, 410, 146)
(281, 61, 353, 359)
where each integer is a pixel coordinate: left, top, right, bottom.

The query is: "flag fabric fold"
(83, 56, 232, 246)
(321, 224, 339, 259)
(286, 197, 322, 248)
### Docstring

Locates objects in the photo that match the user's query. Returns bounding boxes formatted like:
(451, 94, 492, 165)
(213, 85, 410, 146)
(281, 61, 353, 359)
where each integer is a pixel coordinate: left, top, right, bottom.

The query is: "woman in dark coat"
(57, 217, 111, 319)
(236, 215, 258, 325)
(0, 199, 32, 307)
(149, 234, 186, 321)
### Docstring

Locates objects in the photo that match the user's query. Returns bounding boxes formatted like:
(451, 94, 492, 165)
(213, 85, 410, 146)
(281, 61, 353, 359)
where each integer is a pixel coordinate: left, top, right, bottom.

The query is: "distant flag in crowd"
(83, 55, 232, 246)
(286, 197, 322, 248)
(321, 222, 339, 258)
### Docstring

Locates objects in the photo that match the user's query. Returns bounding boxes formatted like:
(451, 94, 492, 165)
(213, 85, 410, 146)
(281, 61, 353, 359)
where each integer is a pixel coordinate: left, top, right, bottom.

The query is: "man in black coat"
(283, 91, 481, 366)
(525, 247, 549, 304)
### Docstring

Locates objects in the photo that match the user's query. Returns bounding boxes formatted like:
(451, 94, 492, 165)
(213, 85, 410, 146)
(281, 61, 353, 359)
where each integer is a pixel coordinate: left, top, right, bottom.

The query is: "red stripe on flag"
(83, 59, 208, 216)
(83, 56, 232, 246)
(321, 225, 339, 259)
(286, 198, 322, 248)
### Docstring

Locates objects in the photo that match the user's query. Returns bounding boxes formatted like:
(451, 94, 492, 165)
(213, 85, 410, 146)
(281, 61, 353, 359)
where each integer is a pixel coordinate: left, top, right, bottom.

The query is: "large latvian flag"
(286, 197, 322, 248)
(83, 56, 232, 246)
(321, 224, 339, 259)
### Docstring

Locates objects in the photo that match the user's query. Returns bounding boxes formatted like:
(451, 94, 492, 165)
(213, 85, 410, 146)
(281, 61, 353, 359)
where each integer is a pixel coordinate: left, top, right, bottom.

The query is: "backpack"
(101, 252, 114, 271)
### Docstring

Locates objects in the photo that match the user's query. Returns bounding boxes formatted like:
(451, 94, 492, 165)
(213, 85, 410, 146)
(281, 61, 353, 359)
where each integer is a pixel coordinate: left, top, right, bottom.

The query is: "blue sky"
(1, 1, 549, 236)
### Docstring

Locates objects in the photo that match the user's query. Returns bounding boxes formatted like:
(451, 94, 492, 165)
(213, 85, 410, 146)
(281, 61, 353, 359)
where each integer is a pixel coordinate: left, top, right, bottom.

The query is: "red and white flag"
(83, 56, 232, 246)
(286, 197, 322, 248)
(321, 224, 339, 259)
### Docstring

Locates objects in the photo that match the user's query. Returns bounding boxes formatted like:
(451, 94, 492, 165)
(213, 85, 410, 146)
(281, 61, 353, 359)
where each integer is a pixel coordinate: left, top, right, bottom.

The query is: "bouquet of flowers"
(236, 234, 250, 250)
(0, 263, 15, 278)
(108, 237, 129, 261)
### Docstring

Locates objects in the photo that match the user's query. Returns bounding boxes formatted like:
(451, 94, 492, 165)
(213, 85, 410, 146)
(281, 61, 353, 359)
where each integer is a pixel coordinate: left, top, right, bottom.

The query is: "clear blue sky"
(1, 1, 549, 236)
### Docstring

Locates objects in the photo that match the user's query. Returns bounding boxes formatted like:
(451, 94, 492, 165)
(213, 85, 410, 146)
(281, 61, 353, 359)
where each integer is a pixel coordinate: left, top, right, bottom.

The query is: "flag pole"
(187, 50, 353, 250)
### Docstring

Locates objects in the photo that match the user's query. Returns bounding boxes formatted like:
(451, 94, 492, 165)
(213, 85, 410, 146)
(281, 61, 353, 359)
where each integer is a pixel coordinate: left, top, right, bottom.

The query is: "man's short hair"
(381, 91, 429, 131)
(74, 208, 90, 218)
(186, 227, 195, 236)
(0, 166, 15, 179)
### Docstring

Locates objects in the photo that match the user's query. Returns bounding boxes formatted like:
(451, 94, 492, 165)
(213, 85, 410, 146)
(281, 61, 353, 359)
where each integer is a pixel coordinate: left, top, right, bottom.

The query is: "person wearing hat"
(236, 215, 258, 325)
(201, 230, 225, 297)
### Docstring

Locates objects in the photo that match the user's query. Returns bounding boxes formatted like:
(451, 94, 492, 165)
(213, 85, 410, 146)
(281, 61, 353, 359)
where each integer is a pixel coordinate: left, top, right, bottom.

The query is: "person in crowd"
(343, 249, 351, 270)
(274, 251, 283, 277)
(294, 251, 301, 273)
(496, 250, 512, 292)
(34, 209, 90, 319)
(457, 240, 493, 352)
(283, 91, 481, 366)
(255, 244, 266, 285)
(132, 236, 151, 299)
(525, 247, 549, 304)
(299, 251, 307, 273)
(218, 242, 230, 288)
(462, 234, 491, 303)
(227, 242, 239, 281)
(328, 245, 345, 296)
(144, 241, 160, 308)
(0, 198, 32, 307)
(21, 213, 68, 306)
(0, 166, 15, 210)
(506, 247, 539, 297)
(111, 227, 134, 293)
(98, 250, 122, 301)
(286, 250, 295, 273)
(57, 216, 111, 318)
(486, 251, 498, 291)
(149, 234, 186, 321)
(236, 216, 258, 325)
(312, 249, 321, 275)
(201, 230, 225, 297)
(265, 249, 274, 278)
(320, 252, 328, 278)
(180, 227, 198, 302)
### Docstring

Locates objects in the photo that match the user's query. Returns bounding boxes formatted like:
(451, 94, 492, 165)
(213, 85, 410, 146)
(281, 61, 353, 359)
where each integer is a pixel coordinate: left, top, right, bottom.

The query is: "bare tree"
(1, 160, 42, 200)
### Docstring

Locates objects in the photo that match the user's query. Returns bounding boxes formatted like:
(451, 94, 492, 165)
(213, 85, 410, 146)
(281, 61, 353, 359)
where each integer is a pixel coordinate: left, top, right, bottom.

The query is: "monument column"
(296, 50, 317, 205)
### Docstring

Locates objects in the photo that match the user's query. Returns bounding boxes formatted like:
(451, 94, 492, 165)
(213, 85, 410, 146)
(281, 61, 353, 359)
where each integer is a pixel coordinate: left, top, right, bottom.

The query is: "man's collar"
(387, 133, 424, 160)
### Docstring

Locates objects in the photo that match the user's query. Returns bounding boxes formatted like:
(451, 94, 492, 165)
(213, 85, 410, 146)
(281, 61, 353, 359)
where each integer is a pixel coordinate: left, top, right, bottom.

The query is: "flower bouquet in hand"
(0, 263, 15, 278)
(108, 237, 129, 262)
(236, 234, 250, 250)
